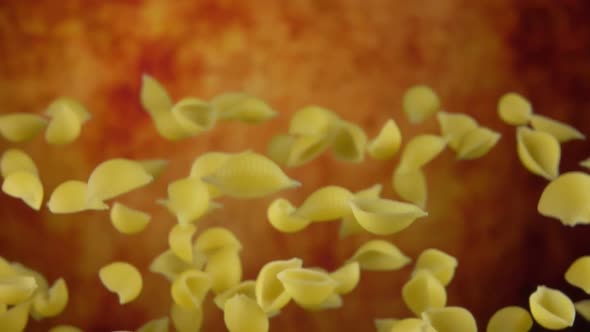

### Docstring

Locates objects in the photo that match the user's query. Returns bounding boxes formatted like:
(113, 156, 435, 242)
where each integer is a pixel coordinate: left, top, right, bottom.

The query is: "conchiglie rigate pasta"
(47, 180, 108, 213)
(402, 270, 447, 316)
(136, 317, 169, 332)
(87, 158, 154, 202)
(170, 269, 211, 310)
(255, 258, 302, 313)
(422, 306, 477, 332)
(294, 185, 353, 222)
(349, 198, 427, 236)
(398, 134, 447, 172)
(530, 114, 585, 143)
(31, 278, 68, 318)
(171, 303, 203, 332)
(0, 149, 38, 177)
(436, 111, 479, 151)
(267, 198, 311, 233)
(414, 248, 458, 286)
(1, 170, 44, 210)
(276, 267, 337, 307)
(0, 113, 48, 143)
(110, 202, 151, 234)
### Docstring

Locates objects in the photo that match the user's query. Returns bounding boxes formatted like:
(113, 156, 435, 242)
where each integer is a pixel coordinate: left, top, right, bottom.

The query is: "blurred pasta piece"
(0, 113, 47, 142)
(171, 269, 211, 310)
(422, 306, 477, 332)
(374, 318, 397, 332)
(267, 198, 311, 233)
(31, 278, 68, 318)
(0, 302, 30, 332)
(48, 325, 83, 332)
(565, 256, 590, 294)
(497, 92, 533, 126)
(189, 152, 231, 198)
(367, 119, 402, 160)
(136, 317, 169, 332)
(349, 198, 427, 236)
(287, 133, 333, 167)
(170, 98, 216, 135)
(528, 285, 575, 330)
(575, 300, 590, 322)
(98, 262, 143, 304)
(516, 127, 560, 180)
(455, 127, 501, 160)
(255, 258, 302, 313)
(288, 106, 339, 136)
(347, 239, 411, 271)
(2, 170, 43, 210)
(214, 280, 257, 310)
(0, 275, 37, 305)
(266, 134, 294, 166)
(530, 114, 585, 143)
(331, 121, 367, 163)
(339, 184, 383, 238)
(436, 111, 478, 151)
(329, 262, 360, 295)
(87, 158, 154, 202)
(300, 293, 343, 312)
(159, 177, 210, 225)
(151, 111, 194, 141)
(392, 167, 428, 209)
(414, 248, 458, 286)
(138, 159, 168, 179)
(398, 134, 447, 172)
(211, 92, 277, 123)
(205, 248, 242, 294)
(390, 318, 436, 332)
(402, 270, 447, 316)
(44, 100, 84, 145)
(277, 268, 337, 307)
(224, 294, 269, 332)
(537, 172, 590, 226)
(110, 202, 151, 234)
(194, 227, 243, 256)
(149, 249, 205, 282)
(46, 97, 91, 123)
(169, 224, 197, 263)
(294, 185, 353, 222)
(47, 180, 108, 213)
(171, 303, 203, 332)
(402, 85, 440, 124)
(140, 74, 174, 117)
(0, 149, 38, 178)
(486, 306, 533, 332)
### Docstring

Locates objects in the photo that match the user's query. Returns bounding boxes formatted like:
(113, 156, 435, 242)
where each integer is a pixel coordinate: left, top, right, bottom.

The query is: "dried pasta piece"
(138, 159, 168, 179)
(169, 224, 197, 263)
(422, 306, 477, 332)
(87, 158, 154, 202)
(574, 300, 590, 321)
(339, 184, 383, 238)
(530, 114, 585, 143)
(267, 134, 294, 166)
(214, 280, 257, 310)
(171, 303, 202, 332)
(255, 258, 302, 313)
(205, 248, 242, 294)
(329, 262, 360, 295)
(31, 278, 68, 318)
(0, 113, 47, 142)
(516, 127, 560, 180)
(390, 318, 436, 332)
(10, 263, 48, 293)
(349, 198, 427, 236)
(331, 121, 368, 163)
(98, 262, 143, 304)
(486, 306, 533, 332)
(436, 112, 479, 151)
(211, 92, 276, 123)
(171, 98, 216, 134)
(45, 102, 83, 145)
(402, 85, 440, 124)
(48, 325, 84, 332)
(136, 317, 169, 332)
(529, 285, 575, 330)
(0, 149, 38, 178)
(224, 294, 269, 332)
(0, 275, 37, 305)
(289, 106, 339, 136)
(580, 157, 590, 170)
(151, 111, 194, 141)
(414, 248, 458, 286)
(497, 92, 533, 126)
(537, 172, 590, 226)
(47, 180, 108, 213)
(348, 240, 411, 271)
(45, 97, 91, 123)
(294, 185, 353, 221)
(149, 249, 205, 281)
(171, 269, 211, 310)
(267, 198, 311, 233)
(374, 318, 397, 332)
(140, 74, 174, 117)
(299, 293, 343, 312)
(392, 167, 427, 209)
(202, 151, 300, 199)
(0, 302, 30, 332)
(565, 256, 590, 294)
(2, 171, 43, 210)
(189, 152, 231, 198)
(455, 127, 501, 160)
(277, 268, 337, 307)
(110, 202, 150, 234)
(402, 270, 447, 316)
(161, 177, 210, 225)
(287, 133, 333, 167)
(367, 119, 402, 160)
(398, 134, 447, 172)
(194, 227, 242, 256)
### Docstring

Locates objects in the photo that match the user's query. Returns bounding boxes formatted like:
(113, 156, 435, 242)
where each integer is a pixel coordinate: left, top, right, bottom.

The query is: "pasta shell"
(367, 119, 402, 160)
(171, 98, 216, 134)
(189, 152, 231, 198)
(149, 249, 205, 282)
(136, 317, 169, 332)
(205, 248, 242, 294)
(138, 159, 168, 179)
(202, 151, 300, 199)
(402, 85, 440, 124)
(575, 300, 590, 322)
(224, 294, 269, 332)
(392, 167, 427, 209)
(529, 286, 575, 330)
(349, 198, 427, 236)
(31, 278, 68, 318)
(47, 180, 108, 214)
(266, 134, 294, 166)
(214, 280, 257, 310)
(171, 303, 202, 332)
(422, 307, 477, 332)
(99, 262, 143, 304)
(160, 177, 210, 225)
(0, 149, 38, 178)
(402, 270, 447, 316)
(211, 92, 276, 123)
(255, 258, 302, 313)
(289, 106, 339, 136)
(455, 127, 501, 160)
(580, 157, 590, 170)
(0, 302, 30, 332)
(530, 114, 585, 143)
(110, 202, 150, 234)
(300, 293, 343, 312)
(169, 224, 197, 263)
(2, 171, 43, 210)
(565, 256, 590, 294)
(45, 102, 82, 145)
(45, 97, 91, 123)
(194, 227, 243, 256)
(414, 248, 458, 286)
(87, 158, 154, 202)
(10, 263, 48, 294)
(374, 318, 397, 332)
(348, 240, 411, 271)
(516, 127, 560, 180)
(338, 214, 365, 238)
(0, 113, 47, 142)
(331, 121, 368, 163)
(140, 74, 174, 117)
(486, 306, 533, 332)
(390, 318, 437, 332)
(398, 134, 447, 172)
(267, 198, 311, 233)
(171, 269, 211, 310)
(497, 92, 533, 126)
(48, 325, 83, 332)
(436, 112, 479, 151)
(277, 268, 337, 307)
(294, 185, 353, 221)
(537, 172, 590, 226)
(287, 133, 333, 167)
(0, 275, 37, 305)
(151, 111, 194, 141)
(329, 262, 360, 295)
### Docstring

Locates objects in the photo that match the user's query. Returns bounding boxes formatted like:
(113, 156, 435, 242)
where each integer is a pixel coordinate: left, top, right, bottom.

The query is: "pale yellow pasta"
(367, 119, 402, 160)
(149, 249, 205, 281)
(267, 198, 311, 233)
(168, 224, 197, 263)
(339, 184, 383, 238)
(537, 172, 590, 226)
(171, 303, 202, 332)
(0, 113, 47, 142)
(151, 110, 194, 141)
(422, 306, 477, 332)
(331, 121, 368, 163)
(580, 156, 590, 170)
(0, 275, 37, 305)
(286, 133, 333, 168)
(189, 152, 231, 198)
(402, 85, 440, 124)
(348, 239, 411, 271)
(398, 134, 447, 172)
(140, 74, 174, 117)
(288, 106, 339, 136)
(455, 127, 501, 160)
(299, 293, 343, 312)
(2, 170, 43, 210)
(565, 256, 590, 294)
(390, 318, 436, 332)
(349, 198, 427, 236)
(138, 159, 168, 179)
(214, 280, 257, 310)
(0, 257, 16, 277)
(31, 278, 68, 318)
(224, 294, 269, 332)
(205, 248, 242, 294)
(202, 151, 300, 198)
(414, 248, 458, 286)
(486, 306, 533, 332)
(110, 202, 151, 234)
(170, 98, 216, 134)
(497, 92, 533, 126)
(0, 302, 30, 332)
(45, 102, 83, 145)
(136, 317, 169, 332)
(574, 300, 590, 321)
(516, 127, 560, 180)
(10, 263, 49, 293)
(98, 262, 143, 304)
(87, 158, 154, 202)
(45, 97, 91, 123)
(194, 227, 242, 256)
(47, 180, 108, 213)
(528, 285, 575, 330)
(530, 114, 585, 143)
(160, 177, 210, 225)
(392, 167, 427, 209)
(255, 258, 302, 313)
(294, 185, 353, 221)
(277, 268, 337, 307)
(171, 269, 211, 310)
(329, 262, 360, 295)
(266, 134, 294, 166)
(0, 304, 4, 314)
(402, 270, 447, 316)
(0, 149, 38, 178)
(436, 111, 479, 151)
(211, 92, 277, 123)
(374, 318, 397, 332)
(48, 325, 84, 332)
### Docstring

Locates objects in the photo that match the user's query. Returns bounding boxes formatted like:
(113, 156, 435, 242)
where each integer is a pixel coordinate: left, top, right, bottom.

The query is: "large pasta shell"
(168, 224, 197, 264)
(402, 85, 440, 124)
(402, 270, 447, 316)
(151, 111, 194, 141)
(516, 127, 560, 180)
(194, 227, 243, 256)
(436, 112, 478, 151)
(287, 133, 333, 168)
(392, 167, 428, 209)
(171, 98, 216, 134)
(537, 172, 590, 226)
(367, 119, 402, 160)
(99, 262, 143, 304)
(528, 285, 575, 330)
(171, 303, 203, 332)
(331, 121, 368, 163)
(110, 202, 151, 234)
(350, 198, 427, 236)
(138, 159, 168, 179)
(267, 198, 311, 233)
(31, 278, 68, 318)
(455, 127, 501, 160)
(266, 134, 294, 166)
(277, 268, 337, 307)
(294, 185, 353, 221)
(211, 92, 276, 123)
(205, 249, 242, 294)
(0, 113, 47, 142)
(414, 248, 458, 286)
(87, 158, 153, 202)
(171, 269, 211, 310)
(255, 258, 302, 313)
(347, 240, 411, 271)
(160, 177, 210, 225)
(214, 280, 256, 310)
(329, 262, 360, 295)
(0, 302, 30, 332)
(140, 74, 174, 117)
(530, 114, 585, 143)
(45, 102, 82, 145)
(149, 249, 205, 282)
(2, 171, 44, 210)
(46, 97, 91, 123)
(0, 275, 37, 305)
(398, 134, 447, 172)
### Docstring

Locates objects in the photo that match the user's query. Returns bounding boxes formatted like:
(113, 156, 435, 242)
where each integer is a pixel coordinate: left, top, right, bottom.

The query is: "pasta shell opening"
(267, 198, 311, 233)
(171, 269, 212, 310)
(349, 198, 427, 236)
(277, 268, 337, 307)
(516, 127, 560, 180)
(331, 121, 367, 163)
(294, 185, 353, 221)
(348, 240, 411, 271)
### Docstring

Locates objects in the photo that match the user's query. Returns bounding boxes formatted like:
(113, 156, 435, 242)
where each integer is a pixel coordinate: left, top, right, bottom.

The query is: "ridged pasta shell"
(194, 227, 242, 256)
(516, 127, 560, 180)
(497, 92, 533, 126)
(392, 167, 427, 209)
(171, 98, 216, 134)
(367, 119, 402, 160)
(171, 303, 203, 332)
(267, 198, 311, 233)
(140, 74, 174, 117)
(530, 114, 585, 143)
(31, 278, 68, 318)
(266, 134, 294, 166)
(537, 172, 590, 226)
(575, 299, 590, 322)
(87, 158, 153, 202)
(136, 317, 169, 332)
(329, 262, 360, 295)
(287, 133, 333, 168)
(277, 268, 337, 307)
(402, 270, 447, 316)
(289, 106, 339, 136)
(214, 280, 256, 310)
(422, 307, 477, 332)
(437, 111, 478, 151)
(0, 149, 38, 177)
(294, 185, 353, 221)
(224, 294, 269, 332)
(45, 103, 82, 145)
(398, 134, 447, 172)
(528, 285, 575, 330)
(348, 240, 411, 271)
(205, 249, 242, 294)
(171, 269, 211, 310)
(98, 262, 143, 304)
(211, 92, 276, 123)
(161, 177, 210, 225)
(0, 113, 47, 142)
(403, 85, 440, 124)
(47, 180, 108, 214)
(2, 171, 44, 210)
(0, 275, 37, 305)
(486, 306, 533, 332)
(255, 258, 302, 313)
(0, 302, 30, 332)
(455, 127, 501, 160)
(331, 121, 368, 163)
(565, 256, 590, 294)
(169, 224, 197, 263)
(110, 202, 150, 234)
(350, 198, 427, 236)
(414, 248, 458, 286)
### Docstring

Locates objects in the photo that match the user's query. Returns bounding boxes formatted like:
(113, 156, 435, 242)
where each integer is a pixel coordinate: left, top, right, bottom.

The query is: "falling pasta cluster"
(0, 78, 589, 332)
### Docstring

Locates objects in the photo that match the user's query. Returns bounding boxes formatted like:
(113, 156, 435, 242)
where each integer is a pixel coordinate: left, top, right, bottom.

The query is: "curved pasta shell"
(516, 127, 560, 180)
(497, 92, 533, 126)
(329, 262, 360, 295)
(31, 278, 68, 318)
(161, 177, 210, 225)
(287, 133, 333, 168)
(2, 171, 44, 210)
(46, 97, 91, 123)
(537, 172, 590, 226)
(299, 293, 343, 312)
(437, 112, 479, 151)
(390, 318, 437, 332)
(140, 74, 174, 117)
(565, 256, 590, 294)
(350, 198, 427, 236)
(138, 159, 168, 179)
(214, 280, 257, 310)
(0, 275, 37, 305)
(87, 158, 154, 202)
(211, 92, 276, 123)
(338, 214, 365, 238)
(575, 300, 590, 322)
(136, 317, 169, 332)
(151, 111, 194, 141)
(149, 249, 205, 282)
(205, 249, 242, 294)
(374, 318, 397, 332)
(530, 114, 585, 143)
(294, 185, 353, 221)
(266, 134, 294, 166)
(348, 240, 411, 271)
(331, 121, 368, 163)
(10, 263, 49, 294)
(402, 270, 447, 316)
(455, 127, 501, 160)
(48, 325, 84, 332)
(0, 302, 30, 332)
(202, 151, 300, 199)
(171, 269, 211, 310)
(0, 113, 47, 142)
(171, 98, 216, 134)
(110, 202, 150, 234)
(414, 248, 458, 286)
(255, 258, 302, 313)
(169, 224, 197, 263)
(367, 119, 402, 160)
(402, 85, 440, 124)
(289, 106, 339, 136)
(194, 227, 242, 256)
(99, 262, 143, 304)
(0, 149, 38, 177)
(47, 180, 108, 214)
(392, 167, 427, 209)
(224, 294, 269, 332)
(486, 306, 533, 332)
(529, 285, 575, 330)
(189, 152, 231, 198)
(267, 198, 311, 233)
(171, 303, 202, 332)
(277, 268, 337, 307)
(398, 134, 447, 172)
(422, 307, 477, 332)
(45, 103, 82, 145)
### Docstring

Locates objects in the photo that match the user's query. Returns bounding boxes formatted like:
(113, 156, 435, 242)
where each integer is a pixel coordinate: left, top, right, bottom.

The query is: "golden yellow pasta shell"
(169, 224, 197, 263)
(267, 198, 311, 233)
(160, 177, 210, 225)
(422, 306, 477, 332)
(189, 152, 231, 198)
(151, 110, 194, 140)
(403, 85, 440, 124)
(287, 133, 333, 168)
(331, 121, 368, 163)
(224, 294, 269, 332)
(194, 227, 242, 256)
(266, 134, 294, 166)
(0, 149, 38, 178)
(2, 170, 43, 210)
(348, 239, 411, 271)
(402, 270, 447, 316)
(565, 256, 590, 294)
(436, 111, 479, 151)
(294, 185, 353, 221)
(255, 258, 302, 313)
(87, 158, 153, 202)
(214, 280, 257, 310)
(530, 114, 585, 143)
(277, 268, 337, 307)
(537, 172, 590, 226)
(206, 248, 242, 294)
(171, 303, 202, 332)
(48, 325, 84, 332)
(136, 317, 169, 332)
(149, 249, 204, 282)
(47, 180, 108, 214)
(575, 299, 590, 322)
(99, 262, 143, 304)
(45, 103, 82, 145)
(367, 119, 402, 160)
(528, 285, 575, 330)
(0, 275, 37, 305)
(414, 248, 458, 286)
(0, 113, 47, 142)
(138, 159, 168, 179)
(171, 98, 216, 134)
(486, 306, 533, 332)
(171, 269, 211, 310)
(398, 134, 447, 172)
(392, 167, 428, 209)
(455, 127, 501, 160)
(330, 262, 360, 295)
(211, 93, 276, 123)
(516, 127, 560, 180)
(288, 106, 339, 136)
(31, 278, 68, 318)
(110, 202, 150, 234)
(350, 198, 427, 236)
(0, 302, 30, 332)
(46, 97, 91, 123)
(497, 92, 533, 126)
(140, 74, 174, 117)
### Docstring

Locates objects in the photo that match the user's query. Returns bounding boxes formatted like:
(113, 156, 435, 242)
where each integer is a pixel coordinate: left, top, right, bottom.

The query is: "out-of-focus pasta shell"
(288, 106, 339, 136)
(455, 127, 501, 160)
(140, 74, 174, 117)
(374, 318, 397, 332)
(0, 275, 37, 305)
(402, 85, 440, 124)
(294, 185, 353, 221)
(367, 119, 402, 160)
(211, 93, 276, 123)
(98, 262, 143, 304)
(31, 278, 68, 318)
(87, 158, 154, 202)
(402, 270, 447, 316)
(267, 134, 294, 166)
(436, 112, 479, 151)
(45, 103, 82, 145)
(46, 97, 91, 123)
(267, 198, 311, 233)
(414, 248, 458, 286)
(338, 184, 384, 238)
(331, 121, 367, 163)
(2, 171, 44, 210)
(390, 318, 437, 332)
(537, 172, 590, 226)
(575, 300, 590, 322)
(189, 152, 231, 198)
(171, 269, 211, 310)
(422, 307, 477, 332)
(149, 249, 205, 282)
(347, 240, 411, 271)
(350, 198, 427, 236)
(161, 177, 210, 225)
(194, 227, 242, 256)
(171, 303, 202, 332)
(205, 249, 242, 294)
(48, 325, 84, 332)
(47, 180, 108, 214)
(138, 159, 168, 179)
(0, 113, 47, 142)
(529, 285, 575, 330)
(565, 256, 590, 294)
(497, 92, 533, 126)
(171, 98, 216, 134)
(151, 111, 194, 141)
(299, 293, 343, 312)
(530, 114, 585, 143)
(398, 134, 447, 172)
(110, 202, 150, 234)
(255, 258, 302, 313)
(277, 268, 337, 307)
(287, 133, 333, 167)
(517, 127, 560, 180)
(169, 224, 197, 264)
(392, 167, 428, 209)
(0, 149, 38, 178)
(329, 262, 360, 295)
(0, 302, 30, 332)
(486, 306, 533, 332)
(214, 280, 256, 310)
(136, 317, 169, 332)
(224, 294, 269, 332)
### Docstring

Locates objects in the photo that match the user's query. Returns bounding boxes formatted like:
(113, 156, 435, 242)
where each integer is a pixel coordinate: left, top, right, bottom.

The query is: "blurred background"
(1, 0, 590, 331)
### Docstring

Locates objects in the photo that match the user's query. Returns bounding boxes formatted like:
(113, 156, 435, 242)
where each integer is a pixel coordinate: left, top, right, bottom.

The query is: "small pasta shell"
(151, 111, 194, 141)
(140, 74, 174, 117)
(224, 294, 269, 332)
(497, 93, 533, 126)
(367, 119, 402, 160)
(267, 198, 311, 233)
(398, 134, 447, 172)
(575, 300, 590, 322)
(45, 103, 82, 145)
(171, 98, 216, 134)
(294, 185, 353, 221)
(205, 248, 242, 294)
(565, 256, 590, 294)
(31, 278, 68, 318)
(47, 180, 108, 214)
(402, 270, 447, 316)
(530, 114, 585, 143)
(202, 151, 300, 199)
(149, 249, 205, 282)
(422, 306, 477, 332)
(0, 113, 47, 142)
(348, 240, 411, 271)
(0, 149, 38, 178)
(287, 133, 333, 168)
(529, 285, 575, 330)
(289, 106, 339, 136)
(161, 177, 210, 225)
(255, 258, 302, 313)
(436, 112, 479, 151)
(486, 306, 533, 332)
(392, 167, 427, 209)
(349, 198, 427, 236)
(402, 85, 440, 124)
(171, 303, 203, 332)
(45, 97, 91, 123)
(517, 127, 560, 180)
(0, 275, 37, 305)
(98, 262, 143, 304)
(189, 152, 231, 198)
(87, 158, 154, 202)
(331, 121, 368, 163)
(266, 134, 294, 166)
(455, 127, 501, 160)
(391, 318, 436, 332)
(136, 317, 169, 332)
(48, 325, 84, 332)
(194, 227, 242, 256)
(0, 302, 30, 332)
(2, 170, 43, 210)
(414, 248, 458, 286)
(277, 268, 337, 307)
(110, 202, 150, 234)
(169, 224, 197, 263)
(138, 159, 168, 179)
(214, 280, 257, 310)
(537, 172, 590, 226)
(171, 269, 211, 310)
(374, 318, 397, 332)
(329, 262, 360, 295)
(212, 92, 276, 123)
